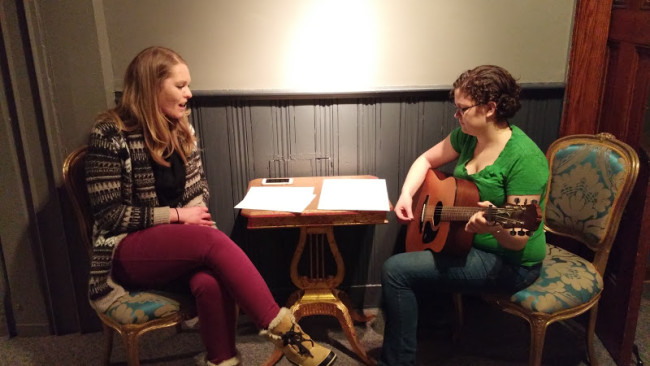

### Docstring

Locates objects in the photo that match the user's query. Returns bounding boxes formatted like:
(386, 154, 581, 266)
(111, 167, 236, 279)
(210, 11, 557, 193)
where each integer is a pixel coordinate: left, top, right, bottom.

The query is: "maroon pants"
(113, 224, 280, 363)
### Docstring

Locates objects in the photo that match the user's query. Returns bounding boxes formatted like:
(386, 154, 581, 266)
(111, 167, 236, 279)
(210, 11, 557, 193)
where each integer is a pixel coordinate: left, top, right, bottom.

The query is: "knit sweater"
(85, 119, 209, 312)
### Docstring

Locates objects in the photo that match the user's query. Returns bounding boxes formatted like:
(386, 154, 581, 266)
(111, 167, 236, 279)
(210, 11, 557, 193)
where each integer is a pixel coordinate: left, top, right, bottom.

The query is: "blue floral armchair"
(484, 133, 639, 366)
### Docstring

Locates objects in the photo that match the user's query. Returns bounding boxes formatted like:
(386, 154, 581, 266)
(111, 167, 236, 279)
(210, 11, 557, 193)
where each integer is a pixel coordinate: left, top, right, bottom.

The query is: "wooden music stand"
(240, 175, 389, 366)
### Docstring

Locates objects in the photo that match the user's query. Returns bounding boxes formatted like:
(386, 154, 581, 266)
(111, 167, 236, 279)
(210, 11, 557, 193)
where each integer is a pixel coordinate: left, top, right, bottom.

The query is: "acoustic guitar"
(405, 169, 541, 256)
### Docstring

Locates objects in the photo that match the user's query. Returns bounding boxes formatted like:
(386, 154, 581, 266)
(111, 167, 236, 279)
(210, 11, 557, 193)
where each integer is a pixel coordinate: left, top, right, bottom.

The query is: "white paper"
(317, 179, 390, 211)
(234, 186, 316, 213)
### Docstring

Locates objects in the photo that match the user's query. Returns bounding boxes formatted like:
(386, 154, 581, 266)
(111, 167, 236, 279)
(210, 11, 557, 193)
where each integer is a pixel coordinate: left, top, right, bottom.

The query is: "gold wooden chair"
(63, 145, 194, 366)
(477, 133, 639, 366)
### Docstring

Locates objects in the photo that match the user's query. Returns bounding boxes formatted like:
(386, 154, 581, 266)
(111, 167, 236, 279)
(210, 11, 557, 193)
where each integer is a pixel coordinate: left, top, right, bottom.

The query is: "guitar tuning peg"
(526, 231, 532, 236)
(514, 197, 520, 204)
(517, 229, 526, 236)
(531, 199, 538, 205)
(510, 229, 517, 236)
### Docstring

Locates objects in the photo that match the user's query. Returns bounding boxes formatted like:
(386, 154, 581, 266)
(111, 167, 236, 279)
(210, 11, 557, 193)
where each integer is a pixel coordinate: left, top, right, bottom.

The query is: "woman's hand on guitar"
(394, 193, 414, 223)
(465, 201, 502, 234)
(465, 201, 530, 251)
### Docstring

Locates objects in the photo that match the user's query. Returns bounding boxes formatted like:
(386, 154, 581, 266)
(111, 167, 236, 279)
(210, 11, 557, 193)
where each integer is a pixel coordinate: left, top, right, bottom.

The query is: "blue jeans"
(379, 248, 541, 366)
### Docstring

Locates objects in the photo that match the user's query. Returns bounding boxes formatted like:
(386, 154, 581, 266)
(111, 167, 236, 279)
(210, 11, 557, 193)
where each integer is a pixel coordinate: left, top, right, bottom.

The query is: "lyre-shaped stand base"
(263, 226, 377, 366)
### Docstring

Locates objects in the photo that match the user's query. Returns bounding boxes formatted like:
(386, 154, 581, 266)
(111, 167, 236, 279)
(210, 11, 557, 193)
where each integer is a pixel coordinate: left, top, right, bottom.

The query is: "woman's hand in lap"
(178, 206, 213, 226)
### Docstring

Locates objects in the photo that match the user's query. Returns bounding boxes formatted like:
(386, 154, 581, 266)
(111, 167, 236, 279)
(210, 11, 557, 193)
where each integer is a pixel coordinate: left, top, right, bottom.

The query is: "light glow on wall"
(104, 0, 575, 91)
(284, 0, 378, 92)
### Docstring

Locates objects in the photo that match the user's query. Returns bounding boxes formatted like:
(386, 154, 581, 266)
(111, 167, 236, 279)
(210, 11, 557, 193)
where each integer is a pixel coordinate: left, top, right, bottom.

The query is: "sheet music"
(234, 186, 316, 213)
(317, 179, 390, 211)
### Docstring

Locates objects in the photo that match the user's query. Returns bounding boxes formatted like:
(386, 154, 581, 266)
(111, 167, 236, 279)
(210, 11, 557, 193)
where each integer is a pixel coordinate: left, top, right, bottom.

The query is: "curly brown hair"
(450, 65, 521, 121)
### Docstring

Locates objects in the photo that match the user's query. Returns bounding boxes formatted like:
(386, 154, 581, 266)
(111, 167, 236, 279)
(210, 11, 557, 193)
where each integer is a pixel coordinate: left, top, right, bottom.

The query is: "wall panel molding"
(190, 87, 564, 307)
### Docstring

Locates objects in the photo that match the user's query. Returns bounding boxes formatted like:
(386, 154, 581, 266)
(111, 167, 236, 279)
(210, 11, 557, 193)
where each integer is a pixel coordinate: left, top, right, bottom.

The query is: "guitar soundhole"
(418, 194, 439, 244)
(421, 201, 441, 244)
(422, 221, 436, 243)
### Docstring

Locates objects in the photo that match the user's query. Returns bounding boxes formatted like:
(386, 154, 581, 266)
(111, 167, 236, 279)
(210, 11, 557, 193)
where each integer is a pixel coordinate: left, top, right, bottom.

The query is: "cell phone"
(262, 178, 293, 185)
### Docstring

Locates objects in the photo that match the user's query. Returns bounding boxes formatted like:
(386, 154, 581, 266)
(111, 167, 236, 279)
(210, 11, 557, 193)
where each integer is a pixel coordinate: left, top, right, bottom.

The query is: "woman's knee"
(382, 254, 409, 286)
(188, 227, 243, 262)
(195, 226, 230, 245)
(189, 271, 221, 298)
(382, 251, 435, 287)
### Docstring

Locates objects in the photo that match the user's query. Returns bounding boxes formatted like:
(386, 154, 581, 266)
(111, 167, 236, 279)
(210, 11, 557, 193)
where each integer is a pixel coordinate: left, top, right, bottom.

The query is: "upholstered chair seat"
(509, 245, 602, 313)
(104, 291, 189, 325)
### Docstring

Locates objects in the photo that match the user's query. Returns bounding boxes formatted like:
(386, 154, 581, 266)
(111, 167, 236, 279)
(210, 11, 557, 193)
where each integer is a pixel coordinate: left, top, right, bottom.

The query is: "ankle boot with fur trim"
(260, 308, 336, 366)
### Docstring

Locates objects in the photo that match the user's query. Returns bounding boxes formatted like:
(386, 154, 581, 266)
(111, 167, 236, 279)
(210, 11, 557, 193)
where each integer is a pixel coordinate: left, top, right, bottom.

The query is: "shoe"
(260, 307, 336, 366)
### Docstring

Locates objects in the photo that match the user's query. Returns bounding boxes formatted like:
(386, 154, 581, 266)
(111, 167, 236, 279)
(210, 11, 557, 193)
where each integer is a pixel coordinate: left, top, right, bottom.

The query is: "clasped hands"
(176, 206, 215, 227)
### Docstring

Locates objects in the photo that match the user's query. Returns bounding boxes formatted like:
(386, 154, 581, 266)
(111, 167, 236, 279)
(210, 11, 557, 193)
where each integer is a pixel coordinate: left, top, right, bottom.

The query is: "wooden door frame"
(562, 1, 650, 365)
(561, 0, 613, 136)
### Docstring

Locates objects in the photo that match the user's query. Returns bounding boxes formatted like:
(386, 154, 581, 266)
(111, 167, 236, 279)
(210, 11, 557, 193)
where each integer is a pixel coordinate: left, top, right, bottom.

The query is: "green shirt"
(450, 125, 549, 266)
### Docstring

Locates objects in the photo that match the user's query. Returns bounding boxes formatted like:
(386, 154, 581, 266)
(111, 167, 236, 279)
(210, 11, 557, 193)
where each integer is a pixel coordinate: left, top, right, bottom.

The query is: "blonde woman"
(85, 46, 336, 366)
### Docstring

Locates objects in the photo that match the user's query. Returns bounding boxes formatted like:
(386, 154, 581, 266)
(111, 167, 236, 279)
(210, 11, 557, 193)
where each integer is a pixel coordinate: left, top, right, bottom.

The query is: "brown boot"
(260, 308, 337, 366)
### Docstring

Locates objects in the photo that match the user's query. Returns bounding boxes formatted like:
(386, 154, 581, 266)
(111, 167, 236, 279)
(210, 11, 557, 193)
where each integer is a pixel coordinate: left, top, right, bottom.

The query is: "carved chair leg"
(586, 305, 599, 366)
(102, 324, 114, 366)
(528, 315, 549, 366)
(123, 330, 141, 366)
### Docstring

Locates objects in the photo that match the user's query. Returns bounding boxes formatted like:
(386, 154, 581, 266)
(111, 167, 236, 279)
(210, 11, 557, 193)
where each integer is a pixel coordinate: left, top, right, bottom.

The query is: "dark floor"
(1, 283, 648, 365)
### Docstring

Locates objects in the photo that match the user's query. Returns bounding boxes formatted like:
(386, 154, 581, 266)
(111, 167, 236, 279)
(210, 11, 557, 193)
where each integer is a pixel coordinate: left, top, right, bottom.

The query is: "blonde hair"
(96, 46, 196, 166)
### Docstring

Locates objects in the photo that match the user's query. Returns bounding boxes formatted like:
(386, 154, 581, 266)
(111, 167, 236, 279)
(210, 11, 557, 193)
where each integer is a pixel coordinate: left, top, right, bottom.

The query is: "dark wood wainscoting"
(187, 87, 565, 307)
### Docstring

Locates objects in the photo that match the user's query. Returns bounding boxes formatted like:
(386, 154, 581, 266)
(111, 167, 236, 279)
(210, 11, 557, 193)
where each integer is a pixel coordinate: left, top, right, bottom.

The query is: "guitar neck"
(424, 205, 482, 222)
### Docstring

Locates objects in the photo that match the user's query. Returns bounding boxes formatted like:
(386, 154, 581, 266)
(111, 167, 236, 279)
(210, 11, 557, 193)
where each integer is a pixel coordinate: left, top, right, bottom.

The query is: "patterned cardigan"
(85, 120, 209, 312)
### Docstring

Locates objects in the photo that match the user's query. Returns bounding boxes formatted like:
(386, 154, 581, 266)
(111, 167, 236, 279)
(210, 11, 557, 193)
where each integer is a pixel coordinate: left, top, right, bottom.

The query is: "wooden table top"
(240, 175, 391, 229)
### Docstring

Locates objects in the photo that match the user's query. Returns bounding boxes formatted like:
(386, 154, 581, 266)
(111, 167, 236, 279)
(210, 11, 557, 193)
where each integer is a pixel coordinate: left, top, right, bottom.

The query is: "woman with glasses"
(380, 65, 549, 365)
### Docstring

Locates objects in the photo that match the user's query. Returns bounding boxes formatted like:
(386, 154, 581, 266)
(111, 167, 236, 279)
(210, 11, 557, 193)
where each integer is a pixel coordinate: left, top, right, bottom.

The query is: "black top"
(152, 151, 186, 207)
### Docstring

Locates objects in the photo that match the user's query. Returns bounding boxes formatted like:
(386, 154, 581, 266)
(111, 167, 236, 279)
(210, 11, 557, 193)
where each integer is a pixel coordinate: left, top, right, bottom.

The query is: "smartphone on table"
(261, 178, 293, 185)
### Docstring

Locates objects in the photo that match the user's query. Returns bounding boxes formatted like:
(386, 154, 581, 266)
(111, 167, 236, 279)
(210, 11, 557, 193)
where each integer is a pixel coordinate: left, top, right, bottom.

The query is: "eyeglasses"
(453, 104, 482, 116)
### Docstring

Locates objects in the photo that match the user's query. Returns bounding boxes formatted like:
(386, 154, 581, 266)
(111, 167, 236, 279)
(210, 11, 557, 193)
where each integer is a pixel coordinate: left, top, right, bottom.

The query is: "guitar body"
(405, 169, 479, 256)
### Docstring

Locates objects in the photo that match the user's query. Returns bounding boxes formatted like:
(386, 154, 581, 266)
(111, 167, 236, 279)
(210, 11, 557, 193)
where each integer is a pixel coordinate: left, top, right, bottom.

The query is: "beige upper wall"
(101, 0, 575, 92)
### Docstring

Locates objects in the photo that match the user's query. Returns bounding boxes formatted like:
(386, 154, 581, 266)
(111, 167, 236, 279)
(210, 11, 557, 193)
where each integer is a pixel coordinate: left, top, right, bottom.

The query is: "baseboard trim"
(15, 323, 51, 337)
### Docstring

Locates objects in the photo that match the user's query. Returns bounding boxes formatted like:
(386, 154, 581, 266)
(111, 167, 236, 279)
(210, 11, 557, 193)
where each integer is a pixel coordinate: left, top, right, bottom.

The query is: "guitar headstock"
(485, 201, 541, 236)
